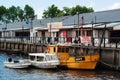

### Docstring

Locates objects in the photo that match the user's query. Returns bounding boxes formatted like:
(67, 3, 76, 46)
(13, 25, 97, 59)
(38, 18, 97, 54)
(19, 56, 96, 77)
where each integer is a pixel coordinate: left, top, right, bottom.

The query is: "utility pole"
(29, 18, 33, 43)
(91, 21, 94, 46)
(81, 16, 84, 37)
(49, 23, 52, 44)
(77, 12, 80, 37)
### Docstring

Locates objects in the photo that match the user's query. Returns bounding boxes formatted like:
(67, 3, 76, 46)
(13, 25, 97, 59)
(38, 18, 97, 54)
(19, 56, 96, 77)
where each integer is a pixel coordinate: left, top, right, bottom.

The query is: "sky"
(0, 0, 120, 19)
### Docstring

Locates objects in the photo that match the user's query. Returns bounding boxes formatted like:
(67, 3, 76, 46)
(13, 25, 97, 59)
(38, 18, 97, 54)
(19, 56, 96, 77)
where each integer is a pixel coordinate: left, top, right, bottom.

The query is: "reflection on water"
(66, 70, 120, 80)
(0, 52, 120, 80)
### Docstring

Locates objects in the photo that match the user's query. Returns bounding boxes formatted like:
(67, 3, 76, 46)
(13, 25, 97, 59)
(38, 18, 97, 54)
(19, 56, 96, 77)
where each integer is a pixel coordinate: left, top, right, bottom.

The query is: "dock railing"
(0, 37, 120, 48)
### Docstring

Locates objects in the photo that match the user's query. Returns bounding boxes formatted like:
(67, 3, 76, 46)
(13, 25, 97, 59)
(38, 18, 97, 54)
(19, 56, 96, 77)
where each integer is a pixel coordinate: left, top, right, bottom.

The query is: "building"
(0, 9, 120, 43)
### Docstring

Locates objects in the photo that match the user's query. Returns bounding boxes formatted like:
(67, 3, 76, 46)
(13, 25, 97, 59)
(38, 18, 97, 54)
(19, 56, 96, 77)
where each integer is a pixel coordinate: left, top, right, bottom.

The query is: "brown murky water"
(0, 52, 120, 80)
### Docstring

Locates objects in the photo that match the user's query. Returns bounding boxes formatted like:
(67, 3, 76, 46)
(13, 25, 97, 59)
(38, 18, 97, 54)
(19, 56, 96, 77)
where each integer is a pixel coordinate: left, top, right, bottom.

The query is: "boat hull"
(60, 54, 100, 69)
(4, 62, 31, 69)
(66, 61, 98, 69)
(31, 61, 59, 69)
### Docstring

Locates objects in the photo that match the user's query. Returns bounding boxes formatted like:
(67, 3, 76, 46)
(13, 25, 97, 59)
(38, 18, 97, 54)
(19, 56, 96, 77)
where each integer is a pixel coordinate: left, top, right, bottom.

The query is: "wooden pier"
(0, 40, 120, 71)
(0, 41, 46, 53)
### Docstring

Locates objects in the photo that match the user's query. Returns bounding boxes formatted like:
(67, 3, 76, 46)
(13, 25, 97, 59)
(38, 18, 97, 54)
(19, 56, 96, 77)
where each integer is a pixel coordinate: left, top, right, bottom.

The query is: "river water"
(0, 52, 120, 80)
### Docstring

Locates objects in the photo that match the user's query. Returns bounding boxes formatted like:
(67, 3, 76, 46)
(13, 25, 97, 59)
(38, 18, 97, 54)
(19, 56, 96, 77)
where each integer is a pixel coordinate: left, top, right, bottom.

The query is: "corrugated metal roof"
(0, 8, 120, 31)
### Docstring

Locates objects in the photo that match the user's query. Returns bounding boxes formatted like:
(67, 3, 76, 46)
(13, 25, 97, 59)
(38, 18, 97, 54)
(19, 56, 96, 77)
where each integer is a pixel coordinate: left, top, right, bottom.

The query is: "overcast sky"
(1, 0, 120, 19)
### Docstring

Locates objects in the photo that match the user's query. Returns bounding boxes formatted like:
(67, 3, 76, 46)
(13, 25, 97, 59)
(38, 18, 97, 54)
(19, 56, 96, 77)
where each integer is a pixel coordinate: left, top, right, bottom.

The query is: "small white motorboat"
(29, 53, 60, 69)
(4, 58, 31, 69)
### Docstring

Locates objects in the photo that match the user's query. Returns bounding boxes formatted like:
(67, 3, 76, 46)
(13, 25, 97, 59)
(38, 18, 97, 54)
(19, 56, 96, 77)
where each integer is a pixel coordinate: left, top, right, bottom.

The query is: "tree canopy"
(0, 5, 35, 23)
(42, 5, 94, 18)
(0, 4, 94, 23)
(42, 4, 61, 18)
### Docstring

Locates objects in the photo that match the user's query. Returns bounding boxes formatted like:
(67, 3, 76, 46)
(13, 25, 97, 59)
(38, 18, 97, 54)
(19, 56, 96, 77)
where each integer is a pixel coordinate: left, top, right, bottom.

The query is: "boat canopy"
(29, 53, 56, 57)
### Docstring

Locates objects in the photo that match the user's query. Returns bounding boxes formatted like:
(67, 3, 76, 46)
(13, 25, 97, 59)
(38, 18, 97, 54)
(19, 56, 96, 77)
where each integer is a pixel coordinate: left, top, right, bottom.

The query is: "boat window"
(14, 60, 19, 63)
(69, 47, 75, 56)
(53, 56, 57, 60)
(54, 47, 56, 52)
(51, 55, 57, 60)
(62, 48, 65, 52)
(50, 56, 52, 60)
(69, 47, 81, 56)
(46, 55, 57, 60)
(66, 48, 69, 53)
(58, 47, 69, 53)
(46, 55, 50, 61)
(58, 48, 62, 52)
(30, 56, 35, 60)
(37, 56, 44, 61)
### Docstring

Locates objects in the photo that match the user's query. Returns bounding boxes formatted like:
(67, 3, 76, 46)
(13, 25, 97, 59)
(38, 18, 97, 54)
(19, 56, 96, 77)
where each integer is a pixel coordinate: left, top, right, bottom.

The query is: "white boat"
(29, 53, 60, 69)
(4, 58, 31, 69)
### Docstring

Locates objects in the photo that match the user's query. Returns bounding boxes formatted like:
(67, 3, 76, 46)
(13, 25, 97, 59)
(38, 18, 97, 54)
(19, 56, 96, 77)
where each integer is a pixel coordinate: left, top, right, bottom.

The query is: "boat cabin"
(29, 53, 58, 61)
(47, 44, 83, 57)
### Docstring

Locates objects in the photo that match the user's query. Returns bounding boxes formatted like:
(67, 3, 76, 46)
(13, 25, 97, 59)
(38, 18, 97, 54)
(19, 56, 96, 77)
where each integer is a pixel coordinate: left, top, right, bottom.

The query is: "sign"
(47, 22, 62, 32)
(26, 20, 29, 24)
(63, 31, 66, 37)
(80, 36, 91, 43)
(75, 57, 85, 61)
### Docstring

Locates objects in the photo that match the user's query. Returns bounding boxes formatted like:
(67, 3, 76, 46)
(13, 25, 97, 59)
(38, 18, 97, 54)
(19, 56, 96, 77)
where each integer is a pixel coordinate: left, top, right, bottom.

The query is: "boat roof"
(48, 43, 72, 47)
(29, 53, 56, 56)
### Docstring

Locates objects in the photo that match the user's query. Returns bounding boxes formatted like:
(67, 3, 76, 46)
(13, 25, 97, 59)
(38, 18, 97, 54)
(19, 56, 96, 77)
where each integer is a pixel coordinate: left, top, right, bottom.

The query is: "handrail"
(0, 37, 120, 48)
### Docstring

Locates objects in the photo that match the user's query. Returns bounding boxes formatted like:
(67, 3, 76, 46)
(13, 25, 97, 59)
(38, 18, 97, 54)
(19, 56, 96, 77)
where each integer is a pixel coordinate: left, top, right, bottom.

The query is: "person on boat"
(54, 37, 58, 43)
(74, 36, 81, 44)
(74, 37, 78, 43)
(8, 57, 12, 62)
(47, 37, 51, 44)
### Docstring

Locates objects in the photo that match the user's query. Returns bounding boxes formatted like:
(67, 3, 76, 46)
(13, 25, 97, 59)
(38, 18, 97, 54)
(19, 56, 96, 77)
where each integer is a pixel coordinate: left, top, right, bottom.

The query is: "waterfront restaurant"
(0, 9, 120, 44)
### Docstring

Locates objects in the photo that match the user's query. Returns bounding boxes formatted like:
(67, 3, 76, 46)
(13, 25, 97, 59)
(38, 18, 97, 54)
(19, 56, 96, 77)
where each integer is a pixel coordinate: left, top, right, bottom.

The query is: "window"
(30, 56, 35, 60)
(87, 30, 91, 36)
(58, 47, 62, 52)
(37, 56, 44, 61)
(66, 48, 69, 53)
(54, 47, 56, 52)
(58, 47, 69, 53)
(62, 48, 65, 52)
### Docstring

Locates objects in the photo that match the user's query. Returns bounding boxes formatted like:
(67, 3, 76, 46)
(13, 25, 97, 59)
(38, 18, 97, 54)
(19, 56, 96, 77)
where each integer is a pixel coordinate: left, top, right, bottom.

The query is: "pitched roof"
(0, 8, 120, 31)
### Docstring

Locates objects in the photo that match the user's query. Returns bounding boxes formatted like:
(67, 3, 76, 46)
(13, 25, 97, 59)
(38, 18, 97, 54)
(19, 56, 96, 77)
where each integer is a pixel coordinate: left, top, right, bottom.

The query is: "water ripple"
(0, 52, 120, 80)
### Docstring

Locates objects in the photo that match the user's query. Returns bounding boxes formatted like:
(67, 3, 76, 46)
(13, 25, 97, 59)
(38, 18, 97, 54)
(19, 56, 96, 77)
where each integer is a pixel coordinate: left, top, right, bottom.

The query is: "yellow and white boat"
(46, 43, 100, 70)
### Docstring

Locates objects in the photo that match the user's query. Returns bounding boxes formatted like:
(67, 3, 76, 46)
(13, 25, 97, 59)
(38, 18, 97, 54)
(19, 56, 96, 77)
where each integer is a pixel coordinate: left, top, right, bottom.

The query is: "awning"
(113, 23, 120, 30)
(94, 22, 120, 29)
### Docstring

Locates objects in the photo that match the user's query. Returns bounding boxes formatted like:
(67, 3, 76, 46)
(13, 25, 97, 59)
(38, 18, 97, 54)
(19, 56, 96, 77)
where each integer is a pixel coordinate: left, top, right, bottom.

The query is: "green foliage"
(0, 5, 35, 23)
(62, 7, 71, 16)
(42, 4, 61, 18)
(24, 5, 35, 20)
(42, 4, 94, 18)
(17, 6, 24, 21)
(0, 6, 8, 21)
(8, 6, 18, 22)
(0, 4, 94, 22)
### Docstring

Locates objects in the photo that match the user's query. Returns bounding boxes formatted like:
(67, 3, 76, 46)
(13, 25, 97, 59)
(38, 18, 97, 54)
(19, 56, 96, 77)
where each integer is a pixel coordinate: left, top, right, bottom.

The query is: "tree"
(42, 4, 94, 18)
(0, 5, 35, 23)
(0, 6, 8, 21)
(70, 5, 87, 15)
(71, 5, 94, 15)
(24, 5, 35, 20)
(8, 6, 18, 22)
(62, 7, 71, 16)
(42, 4, 61, 18)
(17, 6, 24, 21)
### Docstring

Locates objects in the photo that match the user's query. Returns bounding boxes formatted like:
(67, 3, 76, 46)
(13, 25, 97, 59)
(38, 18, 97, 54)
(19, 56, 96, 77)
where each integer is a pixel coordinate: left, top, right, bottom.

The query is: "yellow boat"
(46, 43, 100, 70)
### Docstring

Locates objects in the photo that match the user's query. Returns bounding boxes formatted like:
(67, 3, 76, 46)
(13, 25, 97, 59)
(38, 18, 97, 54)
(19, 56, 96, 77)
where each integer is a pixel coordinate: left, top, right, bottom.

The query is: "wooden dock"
(0, 40, 120, 71)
